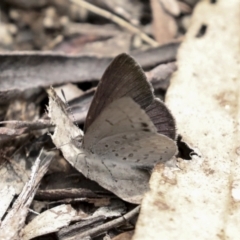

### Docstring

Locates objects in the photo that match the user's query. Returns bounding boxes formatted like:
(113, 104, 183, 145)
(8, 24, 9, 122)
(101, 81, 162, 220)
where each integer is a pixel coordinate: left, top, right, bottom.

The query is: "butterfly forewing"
(84, 53, 155, 132)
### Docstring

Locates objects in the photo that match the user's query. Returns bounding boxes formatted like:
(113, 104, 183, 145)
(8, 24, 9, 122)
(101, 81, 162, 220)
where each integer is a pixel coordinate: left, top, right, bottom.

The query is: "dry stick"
(69, 0, 159, 47)
(35, 188, 110, 200)
(0, 119, 53, 130)
(61, 89, 78, 128)
(0, 149, 53, 240)
(66, 206, 140, 239)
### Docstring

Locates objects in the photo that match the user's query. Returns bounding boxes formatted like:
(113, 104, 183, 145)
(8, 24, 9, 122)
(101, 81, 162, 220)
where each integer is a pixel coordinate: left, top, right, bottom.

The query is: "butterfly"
(49, 53, 177, 204)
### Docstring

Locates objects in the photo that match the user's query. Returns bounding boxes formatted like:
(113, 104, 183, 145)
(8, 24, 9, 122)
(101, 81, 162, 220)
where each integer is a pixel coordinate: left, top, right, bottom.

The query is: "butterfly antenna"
(61, 89, 79, 128)
(61, 89, 83, 142)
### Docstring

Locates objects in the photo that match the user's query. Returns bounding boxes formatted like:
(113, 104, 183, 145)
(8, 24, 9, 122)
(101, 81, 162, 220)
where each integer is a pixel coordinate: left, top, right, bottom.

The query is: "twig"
(35, 188, 111, 200)
(69, 0, 159, 47)
(64, 205, 140, 239)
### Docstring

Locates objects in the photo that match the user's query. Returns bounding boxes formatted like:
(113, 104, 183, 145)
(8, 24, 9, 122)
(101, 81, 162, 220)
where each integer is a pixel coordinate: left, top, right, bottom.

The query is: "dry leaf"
(150, 0, 178, 45)
(22, 204, 77, 240)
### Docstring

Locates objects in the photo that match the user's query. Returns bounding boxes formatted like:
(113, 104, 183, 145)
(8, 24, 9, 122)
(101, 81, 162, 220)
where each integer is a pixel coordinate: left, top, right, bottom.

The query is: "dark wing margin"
(84, 53, 154, 133)
(145, 99, 176, 140)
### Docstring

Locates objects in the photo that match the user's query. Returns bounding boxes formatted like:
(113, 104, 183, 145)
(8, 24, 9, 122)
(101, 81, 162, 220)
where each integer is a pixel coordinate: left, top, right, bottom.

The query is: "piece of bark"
(133, 0, 240, 239)
(0, 42, 179, 103)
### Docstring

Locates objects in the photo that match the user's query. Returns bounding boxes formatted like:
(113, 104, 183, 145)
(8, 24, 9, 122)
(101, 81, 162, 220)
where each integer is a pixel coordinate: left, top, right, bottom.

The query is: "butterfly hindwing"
(83, 97, 177, 166)
(92, 131, 176, 166)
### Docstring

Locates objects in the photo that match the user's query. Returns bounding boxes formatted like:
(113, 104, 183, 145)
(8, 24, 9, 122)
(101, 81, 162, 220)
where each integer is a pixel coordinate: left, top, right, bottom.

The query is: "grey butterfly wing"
(82, 97, 177, 203)
(92, 131, 176, 167)
(84, 131, 174, 203)
(84, 53, 154, 132)
(84, 53, 176, 139)
(83, 97, 177, 166)
(79, 151, 151, 204)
